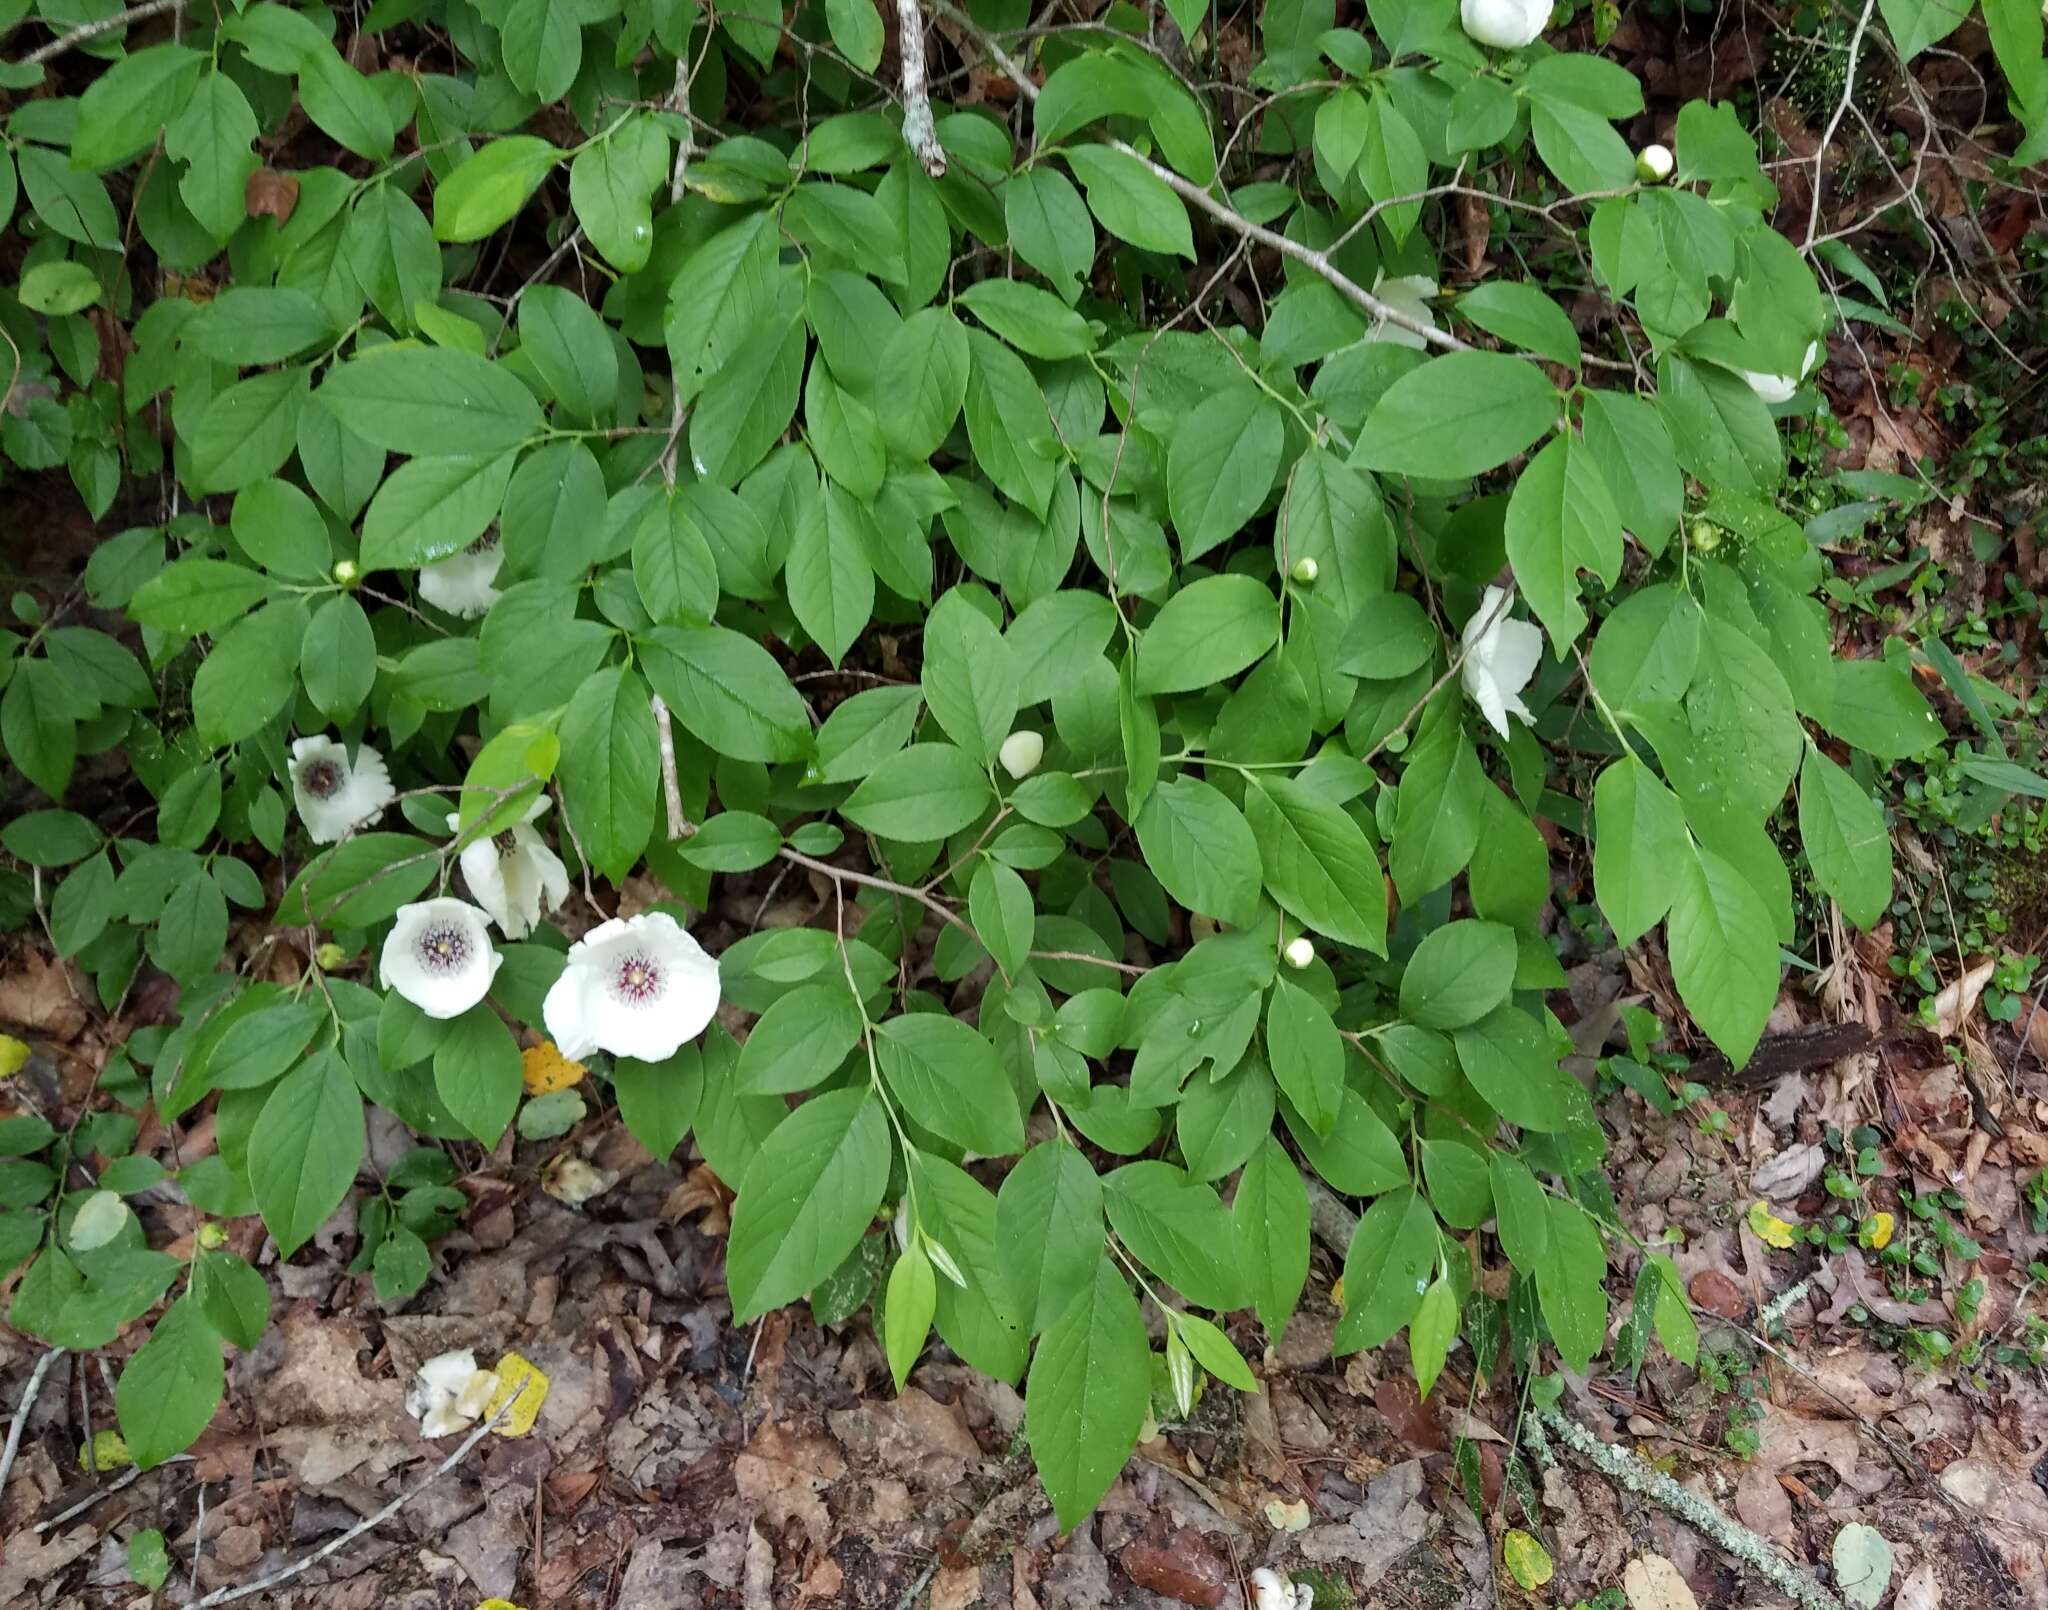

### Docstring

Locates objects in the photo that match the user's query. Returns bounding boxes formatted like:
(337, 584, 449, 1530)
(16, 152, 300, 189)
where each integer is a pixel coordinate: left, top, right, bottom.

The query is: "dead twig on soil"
(0, 1347, 63, 1503)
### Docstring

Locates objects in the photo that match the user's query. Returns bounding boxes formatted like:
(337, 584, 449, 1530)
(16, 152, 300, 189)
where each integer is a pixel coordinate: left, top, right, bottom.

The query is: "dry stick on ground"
(928, 0, 1470, 354)
(0, 1347, 63, 1502)
(186, 1404, 513, 1608)
(1803, 0, 1881, 249)
(11, 0, 186, 64)
(896, 0, 947, 177)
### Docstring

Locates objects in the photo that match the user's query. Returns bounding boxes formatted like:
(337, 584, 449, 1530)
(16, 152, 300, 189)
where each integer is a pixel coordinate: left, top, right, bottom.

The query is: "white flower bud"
(1460, 0, 1549, 49)
(332, 559, 360, 584)
(1635, 143, 1674, 183)
(1284, 936, 1315, 970)
(997, 729, 1044, 780)
(1290, 556, 1319, 584)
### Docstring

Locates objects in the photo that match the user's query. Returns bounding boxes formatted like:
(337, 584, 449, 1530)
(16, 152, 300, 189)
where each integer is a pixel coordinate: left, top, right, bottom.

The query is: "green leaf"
(1453, 1006, 1578, 1133)
(18, 261, 102, 317)
(2, 808, 98, 866)
(1025, 1254, 1150, 1531)
(958, 279, 1097, 360)
(1176, 1055, 1275, 1182)
(1667, 846, 1779, 1067)
(1798, 746, 1891, 931)
(727, 1088, 892, 1321)
(1233, 1134, 1310, 1345)
(1246, 775, 1389, 954)
(1504, 433, 1623, 653)
(632, 495, 721, 627)
(1166, 387, 1285, 562)
(432, 135, 562, 241)
(1104, 1160, 1246, 1311)
(318, 347, 542, 456)
(639, 625, 812, 764)
(569, 113, 667, 273)
(877, 307, 971, 461)
(1529, 98, 1635, 193)
(842, 744, 993, 841)
(248, 1050, 364, 1259)
(1285, 1086, 1407, 1195)
(192, 1250, 270, 1349)
(1333, 1187, 1436, 1353)
(1820, 658, 1945, 759)
(553, 665, 657, 881)
(998, 1138, 1105, 1334)
(1354, 352, 1561, 479)
(1062, 144, 1194, 258)
(1265, 979, 1344, 1136)
(1586, 582, 1702, 712)
(360, 450, 521, 569)
(1489, 1153, 1551, 1273)
(1003, 167, 1095, 303)
(969, 859, 1036, 980)
(1409, 1274, 1456, 1398)
(737, 984, 863, 1094)
(1458, 281, 1581, 370)
(876, 1014, 1025, 1156)
(680, 811, 781, 872)
(908, 1151, 1028, 1382)
(129, 1530, 172, 1591)
(1400, 919, 1517, 1030)
(1536, 1197, 1609, 1372)
(1134, 777, 1262, 928)
(921, 588, 1019, 766)
(432, 1006, 524, 1146)
(520, 283, 617, 421)
(825, 0, 886, 70)
(164, 72, 260, 241)
(805, 360, 885, 497)
(186, 368, 309, 494)
(884, 1240, 937, 1390)
(193, 599, 308, 746)
(1338, 592, 1436, 679)
(17, 145, 120, 248)
(613, 1048, 703, 1161)
(115, 1298, 223, 1469)
(1591, 758, 1689, 946)
(963, 329, 1058, 517)
(1656, 353, 1781, 493)
(1646, 1252, 1698, 1366)
(1878, 0, 1972, 60)
(1136, 575, 1281, 694)
(1, 661, 76, 799)
(499, 0, 582, 99)
(814, 684, 924, 784)
(1581, 390, 1681, 556)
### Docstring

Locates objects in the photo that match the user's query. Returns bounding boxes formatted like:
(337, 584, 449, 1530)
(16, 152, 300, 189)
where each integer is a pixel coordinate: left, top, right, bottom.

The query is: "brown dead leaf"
(733, 1419, 844, 1552)
(662, 1162, 733, 1234)
(1624, 1552, 1701, 1610)
(0, 952, 86, 1039)
(1119, 1525, 1229, 1607)
(1930, 960, 1997, 1036)
(245, 168, 301, 225)
(932, 1563, 986, 1610)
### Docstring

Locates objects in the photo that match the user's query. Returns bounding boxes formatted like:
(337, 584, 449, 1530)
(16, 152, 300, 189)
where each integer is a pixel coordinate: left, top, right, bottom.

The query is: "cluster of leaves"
(1, 0, 2040, 1531)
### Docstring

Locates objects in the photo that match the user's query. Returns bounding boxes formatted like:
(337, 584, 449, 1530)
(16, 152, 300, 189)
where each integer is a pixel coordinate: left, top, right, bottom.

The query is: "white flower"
(446, 795, 570, 939)
(1460, 586, 1544, 741)
(1284, 937, 1316, 970)
(417, 534, 505, 618)
(542, 911, 720, 1063)
(1636, 143, 1674, 183)
(381, 898, 502, 1020)
(1739, 339, 1822, 405)
(406, 1349, 499, 1439)
(998, 730, 1044, 780)
(290, 735, 396, 844)
(1366, 274, 1439, 349)
(1250, 1568, 1315, 1610)
(1460, 0, 1549, 50)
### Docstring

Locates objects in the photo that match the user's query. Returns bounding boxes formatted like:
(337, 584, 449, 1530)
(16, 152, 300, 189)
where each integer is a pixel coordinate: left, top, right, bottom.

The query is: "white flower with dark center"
(1461, 586, 1545, 741)
(1460, 0, 1549, 49)
(1366, 274, 1439, 349)
(1740, 339, 1822, 405)
(381, 898, 502, 1019)
(290, 735, 396, 844)
(418, 533, 505, 618)
(406, 1349, 499, 1439)
(445, 795, 570, 940)
(542, 912, 721, 1063)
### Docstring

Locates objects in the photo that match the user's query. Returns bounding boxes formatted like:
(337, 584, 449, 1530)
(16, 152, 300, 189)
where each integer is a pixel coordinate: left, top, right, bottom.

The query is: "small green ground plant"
(1, 0, 2044, 1535)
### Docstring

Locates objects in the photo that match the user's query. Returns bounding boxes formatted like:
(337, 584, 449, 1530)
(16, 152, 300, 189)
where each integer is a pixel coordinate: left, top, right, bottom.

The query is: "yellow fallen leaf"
(1263, 1496, 1310, 1532)
(1860, 1211, 1894, 1251)
(79, 1430, 130, 1472)
(485, 1352, 549, 1436)
(521, 1041, 585, 1095)
(1747, 1201, 1797, 1250)
(1503, 1528, 1553, 1589)
(0, 1035, 30, 1078)
(1330, 1275, 1344, 1309)
(477, 1601, 526, 1610)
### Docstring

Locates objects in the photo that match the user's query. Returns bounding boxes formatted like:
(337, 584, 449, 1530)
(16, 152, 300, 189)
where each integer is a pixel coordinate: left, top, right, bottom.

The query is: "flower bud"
(315, 941, 348, 970)
(1284, 936, 1315, 970)
(997, 729, 1044, 780)
(1291, 556, 1319, 585)
(197, 1222, 229, 1250)
(1692, 522, 1724, 554)
(332, 559, 360, 585)
(1635, 143, 1674, 184)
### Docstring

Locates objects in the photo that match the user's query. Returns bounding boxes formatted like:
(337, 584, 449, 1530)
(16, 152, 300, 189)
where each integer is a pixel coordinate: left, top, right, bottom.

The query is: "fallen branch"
(188, 1404, 511, 1608)
(649, 694, 692, 841)
(13, 0, 186, 66)
(896, 0, 946, 176)
(1526, 1405, 1845, 1610)
(0, 1347, 63, 1502)
(1803, 0, 1880, 249)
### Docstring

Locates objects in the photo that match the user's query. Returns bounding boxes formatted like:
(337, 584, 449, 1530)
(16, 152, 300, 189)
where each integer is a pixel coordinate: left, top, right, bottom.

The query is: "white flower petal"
(541, 912, 720, 1063)
(1460, 0, 1549, 49)
(417, 539, 504, 619)
(417, 1348, 479, 1395)
(449, 798, 569, 940)
(1740, 368, 1799, 405)
(381, 898, 502, 1019)
(291, 736, 395, 844)
(1461, 590, 1542, 741)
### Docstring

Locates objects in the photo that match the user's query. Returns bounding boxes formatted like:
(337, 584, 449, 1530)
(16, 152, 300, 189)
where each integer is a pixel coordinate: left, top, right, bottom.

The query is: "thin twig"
(13, 0, 186, 65)
(0, 1348, 63, 1502)
(649, 695, 691, 841)
(188, 1405, 513, 1608)
(34, 1462, 150, 1533)
(896, 0, 946, 176)
(1803, 0, 1879, 249)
